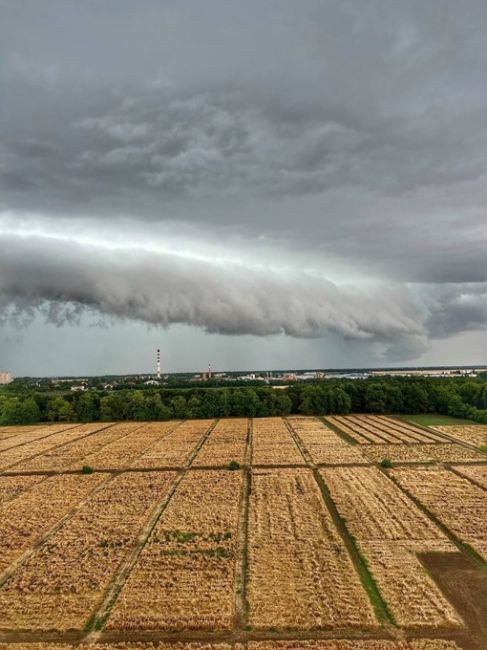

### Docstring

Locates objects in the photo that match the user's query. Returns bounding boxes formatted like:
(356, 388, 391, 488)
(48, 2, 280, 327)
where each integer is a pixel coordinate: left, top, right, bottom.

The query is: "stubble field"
(0, 414, 485, 650)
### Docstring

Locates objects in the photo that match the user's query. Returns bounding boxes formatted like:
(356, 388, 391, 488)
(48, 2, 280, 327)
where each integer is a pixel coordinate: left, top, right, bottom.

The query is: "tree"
(171, 395, 188, 419)
(47, 396, 74, 422)
(75, 392, 98, 422)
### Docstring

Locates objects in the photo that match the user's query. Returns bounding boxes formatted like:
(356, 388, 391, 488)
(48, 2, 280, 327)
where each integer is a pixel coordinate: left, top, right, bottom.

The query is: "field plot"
(0, 474, 44, 505)
(132, 419, 212, 469)
(78, 422, 178, 470)
(288, 416, 368, 464)
(107, 470, 242, 631)
(11, 422, 136, 473)
(247, 467, 376, 630)
(0, 423, 108, 472)
(193, 418, 248, 466)
(0, 423, 76, 447)
(0, 471, 176, 631)
(391, 467, 487, 561)
(0, 472, 106, 576)
(248, 641, 462, 650)
(431, 425, 487, 448)
(252, 418, 304, 465)
(361, 443, 486, 464)
(328, 416, 446, 445)
(321, 467, 461, 627)
(453, 464, 487, 489)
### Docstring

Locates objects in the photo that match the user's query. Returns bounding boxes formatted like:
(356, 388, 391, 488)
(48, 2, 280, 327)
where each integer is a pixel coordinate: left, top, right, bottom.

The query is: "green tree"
(47, 396, 74, 422)
(75, 392, 98, 422)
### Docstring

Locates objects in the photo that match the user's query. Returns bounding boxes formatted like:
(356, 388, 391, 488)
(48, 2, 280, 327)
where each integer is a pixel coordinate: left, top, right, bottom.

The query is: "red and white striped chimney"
(156, 348, 161, 379)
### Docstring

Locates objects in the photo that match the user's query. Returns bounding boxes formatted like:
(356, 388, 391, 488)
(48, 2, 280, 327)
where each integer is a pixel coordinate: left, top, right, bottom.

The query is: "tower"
(156, 348, 161, 379)
(208, 362, 212, 380)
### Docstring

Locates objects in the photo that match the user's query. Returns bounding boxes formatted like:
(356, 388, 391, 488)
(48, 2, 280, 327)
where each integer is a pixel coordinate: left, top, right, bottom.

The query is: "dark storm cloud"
(1, 234, 486, 361)
(1, 1, 487, 368)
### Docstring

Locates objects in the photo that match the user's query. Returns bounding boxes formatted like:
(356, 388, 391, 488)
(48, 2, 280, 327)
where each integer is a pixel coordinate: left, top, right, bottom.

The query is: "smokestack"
(208, 362, 212, 380)
(156, 348, 161, 379)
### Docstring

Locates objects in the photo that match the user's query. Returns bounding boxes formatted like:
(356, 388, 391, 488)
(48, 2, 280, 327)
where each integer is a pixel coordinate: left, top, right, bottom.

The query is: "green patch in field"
(400, 414, 475, 427)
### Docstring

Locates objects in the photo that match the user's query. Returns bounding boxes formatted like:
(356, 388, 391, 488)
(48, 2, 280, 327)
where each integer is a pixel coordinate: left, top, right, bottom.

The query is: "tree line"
(1, 376, 487, 425)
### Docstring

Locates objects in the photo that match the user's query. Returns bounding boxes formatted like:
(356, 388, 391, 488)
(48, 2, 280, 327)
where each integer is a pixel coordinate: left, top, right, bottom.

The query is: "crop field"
(252, 417, 304, 465)
(391, 467, 487, 561)
(287, 417, 368, 464)
(360, 443, 486, 464)
(430, 425, 487, 448)
(0, 416, 485, 650)
(327, 415, 447, 445)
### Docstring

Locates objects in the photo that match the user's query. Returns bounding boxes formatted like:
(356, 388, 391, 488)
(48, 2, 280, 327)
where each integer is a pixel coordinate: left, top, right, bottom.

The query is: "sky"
(1, 0, 486, 376)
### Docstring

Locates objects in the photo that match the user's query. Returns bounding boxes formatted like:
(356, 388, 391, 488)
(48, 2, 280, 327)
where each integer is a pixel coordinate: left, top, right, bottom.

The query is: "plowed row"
(432, 425, 487, 448)
(287, 416, 367, 464)
(361, 443, 486, 464)
(328, 416, 445, 445)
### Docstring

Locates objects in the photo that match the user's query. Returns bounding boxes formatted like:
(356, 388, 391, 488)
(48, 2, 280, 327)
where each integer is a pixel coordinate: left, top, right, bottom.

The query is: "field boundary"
(234, 418, 252, 631)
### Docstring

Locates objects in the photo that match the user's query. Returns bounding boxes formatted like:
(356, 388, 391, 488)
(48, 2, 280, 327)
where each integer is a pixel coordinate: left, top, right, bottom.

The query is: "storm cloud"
(1, 1, 486, 372)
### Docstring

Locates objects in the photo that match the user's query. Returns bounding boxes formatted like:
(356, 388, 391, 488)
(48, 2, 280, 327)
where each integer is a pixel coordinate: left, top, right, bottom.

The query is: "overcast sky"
(1, 1, 486, 376)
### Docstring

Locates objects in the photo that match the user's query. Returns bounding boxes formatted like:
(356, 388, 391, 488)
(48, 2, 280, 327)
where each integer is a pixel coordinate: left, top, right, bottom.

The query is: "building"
(0, 372, 13, 385)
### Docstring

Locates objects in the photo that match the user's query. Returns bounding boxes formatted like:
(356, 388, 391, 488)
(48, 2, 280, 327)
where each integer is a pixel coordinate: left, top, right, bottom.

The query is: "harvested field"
(321, 467, 461, 627)
(10, 422, 134, 473)
(193, 418, 248, 466)
(247, 467, 376, 629)
(0, 471, 176, 630)
(0, 423, 78, 450)
(91, 641, 240, 650)
(0, 416, 482, 648)
(453, 463, 487, 489)
(0, 473, 43, 505)
(431, 425, 487, 448)
(252, 418, 304, 465)
(131, 419, 212, 468)
(391, 467, 487, 560)
(107, 470, 242, 631)
(248, 641, 461, 649)
(327, 416, 446, 445)
(78, 422, 178, 470)
(0, 423, 104, 471)
(0, 472, 107, 576)
(361, 443, 486, 464)
(288, 416, 368, 464)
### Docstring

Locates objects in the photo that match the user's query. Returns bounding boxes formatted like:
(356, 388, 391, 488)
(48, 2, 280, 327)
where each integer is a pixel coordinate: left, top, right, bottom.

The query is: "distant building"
(0, 372, 13, 385)
(144, 379, 160, 386)
(70, 385, 87, 392)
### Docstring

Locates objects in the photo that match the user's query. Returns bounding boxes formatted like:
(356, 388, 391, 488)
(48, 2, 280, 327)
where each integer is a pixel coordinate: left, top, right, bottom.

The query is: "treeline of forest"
(1, 377, 487, 426)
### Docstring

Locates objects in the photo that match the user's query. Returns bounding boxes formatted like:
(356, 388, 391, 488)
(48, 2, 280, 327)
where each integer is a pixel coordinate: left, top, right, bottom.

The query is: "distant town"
(1, 364, 486, 393)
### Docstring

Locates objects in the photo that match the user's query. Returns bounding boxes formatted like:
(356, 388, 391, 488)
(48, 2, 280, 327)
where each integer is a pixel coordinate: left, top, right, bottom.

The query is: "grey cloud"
(1, 234, 486, 362)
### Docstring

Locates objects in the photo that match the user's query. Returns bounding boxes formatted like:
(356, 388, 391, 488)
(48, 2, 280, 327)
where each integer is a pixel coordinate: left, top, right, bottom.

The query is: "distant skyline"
(1, 1, 487, 375)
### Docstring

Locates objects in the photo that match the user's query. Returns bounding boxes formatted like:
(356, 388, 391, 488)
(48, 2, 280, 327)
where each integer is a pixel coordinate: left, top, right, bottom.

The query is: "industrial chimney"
(156, 348, 161, 379)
